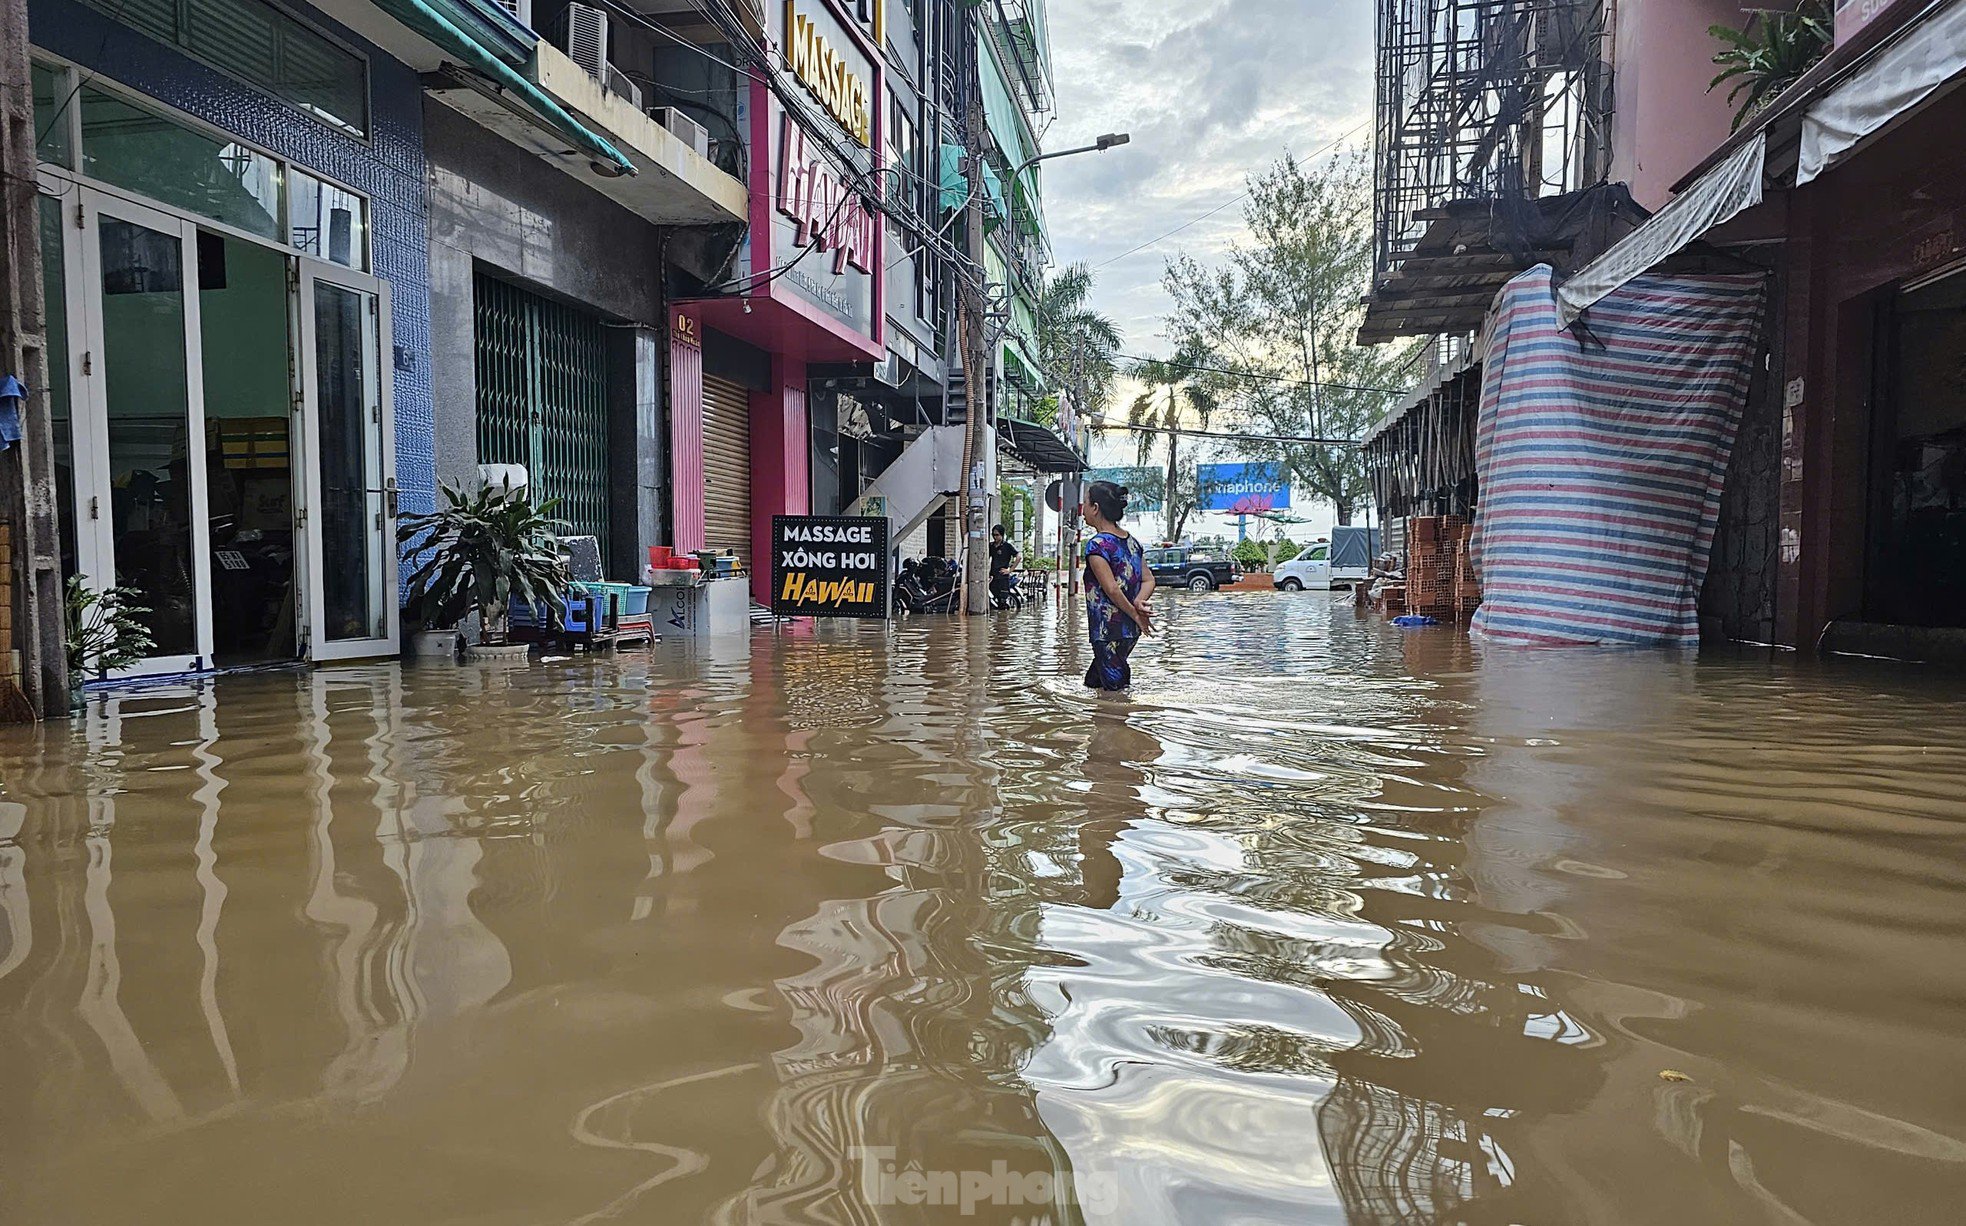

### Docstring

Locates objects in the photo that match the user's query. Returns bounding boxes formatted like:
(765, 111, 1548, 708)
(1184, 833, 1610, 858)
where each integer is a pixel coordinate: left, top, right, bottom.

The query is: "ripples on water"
(3, 596, 1966, 1223)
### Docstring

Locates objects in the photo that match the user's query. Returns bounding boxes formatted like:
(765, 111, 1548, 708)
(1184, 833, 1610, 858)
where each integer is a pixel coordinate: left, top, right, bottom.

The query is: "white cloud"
(1041, 0, 1374, 349)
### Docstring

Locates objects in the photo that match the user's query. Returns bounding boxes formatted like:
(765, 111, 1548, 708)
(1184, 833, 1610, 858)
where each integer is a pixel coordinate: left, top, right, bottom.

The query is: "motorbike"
(990, 568, 1026, 611)
(896, 556, 962, 614)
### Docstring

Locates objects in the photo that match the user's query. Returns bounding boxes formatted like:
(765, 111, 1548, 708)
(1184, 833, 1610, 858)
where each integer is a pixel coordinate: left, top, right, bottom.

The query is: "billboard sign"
(771, 515, 890, 619)
(1199, 462, 1291, 513)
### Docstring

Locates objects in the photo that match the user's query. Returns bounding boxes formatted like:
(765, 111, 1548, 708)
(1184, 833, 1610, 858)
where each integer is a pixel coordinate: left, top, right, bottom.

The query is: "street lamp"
(960, 132, 1132, 615)
(1007, 132, 1131, 197)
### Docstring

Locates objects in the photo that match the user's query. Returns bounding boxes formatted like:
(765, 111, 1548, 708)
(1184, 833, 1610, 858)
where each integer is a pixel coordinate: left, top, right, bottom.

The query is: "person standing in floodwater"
(1081, 480, 1154, 690)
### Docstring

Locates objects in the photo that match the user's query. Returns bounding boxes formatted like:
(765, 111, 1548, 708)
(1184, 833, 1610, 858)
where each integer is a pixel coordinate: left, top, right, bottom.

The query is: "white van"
(1273, 542, 1332, 591)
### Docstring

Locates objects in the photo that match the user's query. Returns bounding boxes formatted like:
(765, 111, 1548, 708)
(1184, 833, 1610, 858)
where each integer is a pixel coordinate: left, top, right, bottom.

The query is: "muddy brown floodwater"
(3, 595, 1966, 1224)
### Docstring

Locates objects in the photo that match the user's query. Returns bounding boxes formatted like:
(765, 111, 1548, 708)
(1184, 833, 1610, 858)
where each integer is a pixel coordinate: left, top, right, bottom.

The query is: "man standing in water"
(1081, 480, 1154, 690)
(989, 525, 1020, 604)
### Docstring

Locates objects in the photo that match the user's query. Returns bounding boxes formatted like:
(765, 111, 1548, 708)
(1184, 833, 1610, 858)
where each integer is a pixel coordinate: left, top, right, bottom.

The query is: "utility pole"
(0, 0, 68, 718)
(956, 7, 991, 617)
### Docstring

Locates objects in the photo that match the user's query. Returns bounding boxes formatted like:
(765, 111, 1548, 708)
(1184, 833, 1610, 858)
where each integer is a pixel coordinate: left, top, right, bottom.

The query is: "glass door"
(297, 261, 396, 661)
(72, 189, 212, 676)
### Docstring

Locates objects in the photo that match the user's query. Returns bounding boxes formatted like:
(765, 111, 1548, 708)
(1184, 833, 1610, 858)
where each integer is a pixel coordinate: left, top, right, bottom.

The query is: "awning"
(1554, 134, 1765, 327)
(425, 0, 535, 66)
(979, 33, 1037, 171)
(1799, 0, 1966, 183)
(1001, 340, 1043, 391)
(998, 417, 1086, 473)
(375, 0, 634, 177)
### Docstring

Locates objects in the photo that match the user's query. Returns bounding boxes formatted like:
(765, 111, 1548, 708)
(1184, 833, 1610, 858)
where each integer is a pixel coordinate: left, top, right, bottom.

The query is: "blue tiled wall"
(29, 0, 436, 525)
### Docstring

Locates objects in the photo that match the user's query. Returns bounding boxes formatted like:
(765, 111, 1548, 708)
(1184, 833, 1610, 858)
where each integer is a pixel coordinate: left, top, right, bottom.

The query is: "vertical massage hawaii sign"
(733, 0, 883, 349)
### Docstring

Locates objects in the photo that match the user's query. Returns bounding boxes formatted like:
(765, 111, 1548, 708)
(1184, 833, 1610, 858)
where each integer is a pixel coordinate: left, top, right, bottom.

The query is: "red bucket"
(647, 545, 674, 568)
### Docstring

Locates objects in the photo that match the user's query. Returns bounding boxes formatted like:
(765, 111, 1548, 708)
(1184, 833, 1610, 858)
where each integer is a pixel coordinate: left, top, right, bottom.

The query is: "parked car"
(1273, 542, 1331, 591)
(1147, 546, 1237, 591)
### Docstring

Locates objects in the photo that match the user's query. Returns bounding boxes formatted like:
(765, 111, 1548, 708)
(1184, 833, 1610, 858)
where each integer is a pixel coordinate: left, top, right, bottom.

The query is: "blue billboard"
(1199, 462, 1291, 513)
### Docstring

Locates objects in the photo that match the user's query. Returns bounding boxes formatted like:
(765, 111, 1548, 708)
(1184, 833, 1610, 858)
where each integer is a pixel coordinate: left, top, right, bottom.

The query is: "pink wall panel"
(669, 316, 706, 556)
(1610, 0, 1752, 210)
(749, 356, 810, 604)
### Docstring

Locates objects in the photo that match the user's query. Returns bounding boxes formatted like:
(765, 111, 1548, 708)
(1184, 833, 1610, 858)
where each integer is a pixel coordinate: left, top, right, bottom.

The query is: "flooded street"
(4, 595, 1966, 1224)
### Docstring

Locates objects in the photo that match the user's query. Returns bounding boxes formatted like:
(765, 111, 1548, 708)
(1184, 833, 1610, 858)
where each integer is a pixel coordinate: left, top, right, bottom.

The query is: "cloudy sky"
(1039, 0, 1375, 357)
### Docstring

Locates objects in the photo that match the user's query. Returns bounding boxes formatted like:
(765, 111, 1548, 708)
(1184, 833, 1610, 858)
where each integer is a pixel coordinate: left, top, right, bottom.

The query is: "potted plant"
(398, 483, 569, 660)
(64, 576, 156, 706)
(1708, 2, 1832, 132)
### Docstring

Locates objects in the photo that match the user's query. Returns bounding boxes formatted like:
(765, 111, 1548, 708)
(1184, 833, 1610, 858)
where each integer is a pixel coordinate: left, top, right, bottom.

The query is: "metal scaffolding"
(1372, 0, 1612, 282)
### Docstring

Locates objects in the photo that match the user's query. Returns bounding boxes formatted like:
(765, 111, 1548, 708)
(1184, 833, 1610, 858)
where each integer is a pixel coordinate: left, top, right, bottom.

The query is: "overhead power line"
(1117, 353, 1406, 396)
(1092, 422, 1362, 448)
(1091, 192, 1247, 270)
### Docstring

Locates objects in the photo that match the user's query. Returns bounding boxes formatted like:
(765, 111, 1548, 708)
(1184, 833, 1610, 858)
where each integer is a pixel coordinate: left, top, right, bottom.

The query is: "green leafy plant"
(64, 576, 156, 679)
(1231, 537, 1303, 570)
(398, 483, 569, 643)
(1709, 2, 1833, 132)
(1035, 264, 1124, 423)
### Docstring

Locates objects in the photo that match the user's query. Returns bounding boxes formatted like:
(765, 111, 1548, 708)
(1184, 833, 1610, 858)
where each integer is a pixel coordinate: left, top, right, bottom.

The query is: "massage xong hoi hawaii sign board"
(771, 515, 890, 619)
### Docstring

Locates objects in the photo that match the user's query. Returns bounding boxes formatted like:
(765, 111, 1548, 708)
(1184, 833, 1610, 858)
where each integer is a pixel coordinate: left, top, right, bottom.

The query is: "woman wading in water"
(1081, 480, 1154, 691)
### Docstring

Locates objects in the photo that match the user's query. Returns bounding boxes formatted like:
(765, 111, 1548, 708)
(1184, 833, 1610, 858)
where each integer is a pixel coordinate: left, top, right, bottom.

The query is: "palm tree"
(1126, 338, 1222, 543)
(1034, 263, 1123, 424)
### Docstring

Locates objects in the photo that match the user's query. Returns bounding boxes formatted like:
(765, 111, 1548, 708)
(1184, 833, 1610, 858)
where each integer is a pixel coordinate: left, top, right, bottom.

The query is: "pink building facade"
(667, 0, 885, 604)
(1607, 0, 1758, 209)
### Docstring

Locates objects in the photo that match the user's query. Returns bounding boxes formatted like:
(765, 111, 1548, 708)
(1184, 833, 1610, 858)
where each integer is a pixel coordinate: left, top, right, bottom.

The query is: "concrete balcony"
(317, 0, 748, 226)
(434, 40, 749, 225)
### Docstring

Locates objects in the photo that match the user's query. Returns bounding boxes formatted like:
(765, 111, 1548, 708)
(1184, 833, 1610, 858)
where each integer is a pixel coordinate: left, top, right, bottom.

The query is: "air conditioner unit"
(561, 2, 608, 81)
(489, 0, 531, 28)
(648, 106, 711, 160)
(604, 64, 642, 110)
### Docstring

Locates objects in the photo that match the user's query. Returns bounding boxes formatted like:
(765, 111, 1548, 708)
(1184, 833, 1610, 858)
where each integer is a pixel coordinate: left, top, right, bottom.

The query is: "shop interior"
(197, 232, 298, 664)
(94, 223, 298, 667)
(1870, 266, 1966, 627)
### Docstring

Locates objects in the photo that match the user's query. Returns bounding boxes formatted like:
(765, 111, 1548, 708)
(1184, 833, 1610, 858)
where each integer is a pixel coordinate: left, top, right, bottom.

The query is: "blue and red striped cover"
(1469, 265, 1764, 646)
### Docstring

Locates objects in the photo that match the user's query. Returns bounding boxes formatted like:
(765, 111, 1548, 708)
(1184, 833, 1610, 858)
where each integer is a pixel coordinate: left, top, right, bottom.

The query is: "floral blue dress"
(1083, 531, 1145, 690)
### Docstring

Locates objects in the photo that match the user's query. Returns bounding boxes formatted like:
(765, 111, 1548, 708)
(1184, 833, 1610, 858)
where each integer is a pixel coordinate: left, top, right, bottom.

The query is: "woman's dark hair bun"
(1085, 479, 1129, 522)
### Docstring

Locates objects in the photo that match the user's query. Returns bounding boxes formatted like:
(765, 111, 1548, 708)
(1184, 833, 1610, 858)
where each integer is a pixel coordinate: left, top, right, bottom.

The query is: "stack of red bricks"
(1403, 515, 1473, 619)
(0, 523, 12, 683)
(1453, 532, 1482, 616)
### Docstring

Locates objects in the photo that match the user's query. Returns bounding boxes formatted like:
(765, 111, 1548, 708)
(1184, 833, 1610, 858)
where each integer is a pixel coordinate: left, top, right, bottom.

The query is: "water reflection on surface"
(2, 598, 1965, 1223)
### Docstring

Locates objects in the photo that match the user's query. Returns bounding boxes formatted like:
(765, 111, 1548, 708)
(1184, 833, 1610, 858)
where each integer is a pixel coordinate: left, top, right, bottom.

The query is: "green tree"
(1125, 338, 1227, 543)
(1035, 263, 1124, 423)
(1162, 148, 1417, 524)
(997, 479, 1036, 553)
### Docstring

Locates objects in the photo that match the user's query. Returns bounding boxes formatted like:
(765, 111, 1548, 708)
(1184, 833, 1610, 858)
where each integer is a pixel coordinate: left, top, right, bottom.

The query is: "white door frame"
(71, 188, 214, 677)
(296, 259, 398, 662)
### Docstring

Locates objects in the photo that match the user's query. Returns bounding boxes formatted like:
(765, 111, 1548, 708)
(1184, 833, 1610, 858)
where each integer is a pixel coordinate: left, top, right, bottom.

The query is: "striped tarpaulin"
(1469, 265, 1765, 646)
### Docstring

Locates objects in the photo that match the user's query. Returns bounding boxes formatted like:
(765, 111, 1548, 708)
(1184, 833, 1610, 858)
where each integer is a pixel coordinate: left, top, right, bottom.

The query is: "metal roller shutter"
(701, 373, 752, 573)
(474, 272, 610, 555)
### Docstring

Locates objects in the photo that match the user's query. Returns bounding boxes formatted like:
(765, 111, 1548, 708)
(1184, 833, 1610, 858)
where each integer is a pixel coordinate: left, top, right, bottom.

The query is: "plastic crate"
(578, 582, 649, 617)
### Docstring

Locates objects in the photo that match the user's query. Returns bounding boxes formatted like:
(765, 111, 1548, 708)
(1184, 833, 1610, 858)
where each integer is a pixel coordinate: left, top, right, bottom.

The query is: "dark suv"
(1146, 546, 1237, 591)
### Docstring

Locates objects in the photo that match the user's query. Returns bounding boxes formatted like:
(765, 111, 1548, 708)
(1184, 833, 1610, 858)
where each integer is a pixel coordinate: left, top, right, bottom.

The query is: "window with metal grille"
(81, 0, 370, 137)
(473, 272, 612, 557)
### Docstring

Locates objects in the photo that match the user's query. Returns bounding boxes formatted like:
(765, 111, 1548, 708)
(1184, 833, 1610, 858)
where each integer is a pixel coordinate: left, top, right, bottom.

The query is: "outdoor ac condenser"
(648, 106, 712, 159)
(604, 64, 642, 110)
(489, 0, 531, 27)
(561, 2, 609, 81)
